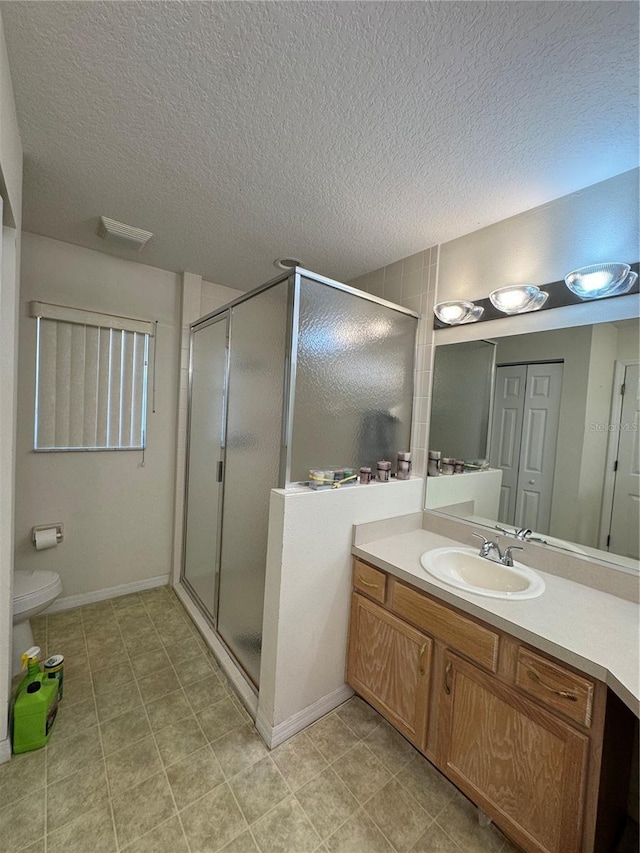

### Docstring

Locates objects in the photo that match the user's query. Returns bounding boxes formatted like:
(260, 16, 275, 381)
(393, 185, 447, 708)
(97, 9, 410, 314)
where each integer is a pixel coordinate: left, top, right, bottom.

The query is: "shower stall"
(181, 269, 418, 687)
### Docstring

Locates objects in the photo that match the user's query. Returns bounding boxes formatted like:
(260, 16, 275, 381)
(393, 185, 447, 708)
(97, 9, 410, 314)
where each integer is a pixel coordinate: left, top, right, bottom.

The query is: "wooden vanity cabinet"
(347, 592, 432, 749)
(346, 558, 633, 853)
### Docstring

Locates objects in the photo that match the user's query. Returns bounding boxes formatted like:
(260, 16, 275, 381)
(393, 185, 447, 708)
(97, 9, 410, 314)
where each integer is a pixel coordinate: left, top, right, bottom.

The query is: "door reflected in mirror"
(426, 320, 639, 570)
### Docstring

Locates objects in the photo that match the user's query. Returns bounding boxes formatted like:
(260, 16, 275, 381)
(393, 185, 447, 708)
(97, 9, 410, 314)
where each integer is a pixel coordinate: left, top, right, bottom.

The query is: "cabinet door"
(439, 652, 589, 853)
(347, 593, 432, 750)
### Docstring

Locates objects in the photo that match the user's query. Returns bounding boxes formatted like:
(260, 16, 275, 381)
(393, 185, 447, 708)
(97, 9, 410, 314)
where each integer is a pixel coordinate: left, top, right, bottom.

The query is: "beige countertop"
(352, 526, 640, 717)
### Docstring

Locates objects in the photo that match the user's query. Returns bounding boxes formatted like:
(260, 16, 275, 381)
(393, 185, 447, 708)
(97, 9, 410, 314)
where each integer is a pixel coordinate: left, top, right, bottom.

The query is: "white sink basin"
(420, 547, 545, 600)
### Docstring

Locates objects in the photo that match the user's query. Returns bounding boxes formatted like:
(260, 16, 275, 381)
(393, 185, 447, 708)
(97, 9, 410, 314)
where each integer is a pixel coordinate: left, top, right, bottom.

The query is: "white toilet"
(12, 570, 63, 676)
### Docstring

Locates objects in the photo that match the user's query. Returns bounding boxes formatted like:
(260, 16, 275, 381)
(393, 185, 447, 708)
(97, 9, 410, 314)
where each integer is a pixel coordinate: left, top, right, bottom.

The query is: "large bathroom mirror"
(426, 318, 639, 570)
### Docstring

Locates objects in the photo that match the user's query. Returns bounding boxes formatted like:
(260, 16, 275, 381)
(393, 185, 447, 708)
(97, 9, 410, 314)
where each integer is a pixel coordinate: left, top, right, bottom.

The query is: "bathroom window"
(31, 301, 153, 451)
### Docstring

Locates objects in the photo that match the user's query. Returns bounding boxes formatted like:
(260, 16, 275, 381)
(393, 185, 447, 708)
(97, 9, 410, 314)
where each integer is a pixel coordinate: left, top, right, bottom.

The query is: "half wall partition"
(182, 269, 418, 687)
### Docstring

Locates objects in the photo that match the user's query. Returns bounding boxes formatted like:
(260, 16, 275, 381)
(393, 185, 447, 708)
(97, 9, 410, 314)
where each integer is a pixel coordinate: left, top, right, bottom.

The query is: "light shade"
(434, 300, 484, 325)
(564, 263, 636, 299)
(489, 285, 548, 315)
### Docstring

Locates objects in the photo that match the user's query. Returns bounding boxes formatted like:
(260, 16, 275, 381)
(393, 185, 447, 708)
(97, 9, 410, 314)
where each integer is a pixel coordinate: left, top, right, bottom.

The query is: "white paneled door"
(608, 364, 640, 560)
(491, 362, 563, 535)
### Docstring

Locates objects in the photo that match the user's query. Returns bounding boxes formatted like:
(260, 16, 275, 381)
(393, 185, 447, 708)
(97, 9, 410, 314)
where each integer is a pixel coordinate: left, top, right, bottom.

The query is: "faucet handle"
(472, 532, 489, 545)
(502, 545, 524, 566)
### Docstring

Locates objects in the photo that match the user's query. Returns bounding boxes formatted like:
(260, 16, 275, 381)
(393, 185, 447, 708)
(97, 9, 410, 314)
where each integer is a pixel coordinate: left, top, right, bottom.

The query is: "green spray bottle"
(12, 646, 58, 753)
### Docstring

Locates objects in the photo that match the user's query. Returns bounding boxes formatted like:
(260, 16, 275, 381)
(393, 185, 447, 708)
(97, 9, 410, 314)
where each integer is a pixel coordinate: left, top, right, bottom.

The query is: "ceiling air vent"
(97, 217, 153, 251)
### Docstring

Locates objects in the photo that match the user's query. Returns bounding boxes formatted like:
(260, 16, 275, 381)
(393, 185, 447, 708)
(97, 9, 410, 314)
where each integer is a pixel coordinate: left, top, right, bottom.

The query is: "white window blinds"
(31, 302, 154, 451)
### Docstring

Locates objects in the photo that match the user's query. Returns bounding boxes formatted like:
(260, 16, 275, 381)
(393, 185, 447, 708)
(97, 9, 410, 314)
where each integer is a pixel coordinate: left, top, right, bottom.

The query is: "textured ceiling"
(2, 1, 638, 290)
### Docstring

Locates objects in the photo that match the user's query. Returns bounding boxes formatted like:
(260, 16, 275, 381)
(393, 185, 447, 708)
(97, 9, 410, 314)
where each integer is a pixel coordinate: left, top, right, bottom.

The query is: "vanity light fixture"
(434, 300, 484, 325)
(489, 284, 548, 315)
(564, 263, 638, 300)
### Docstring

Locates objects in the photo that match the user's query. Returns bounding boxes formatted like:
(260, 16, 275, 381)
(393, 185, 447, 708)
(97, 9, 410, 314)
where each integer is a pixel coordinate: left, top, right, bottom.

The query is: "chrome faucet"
(494, 524, 548, 545)
(473, 533, 524, 567)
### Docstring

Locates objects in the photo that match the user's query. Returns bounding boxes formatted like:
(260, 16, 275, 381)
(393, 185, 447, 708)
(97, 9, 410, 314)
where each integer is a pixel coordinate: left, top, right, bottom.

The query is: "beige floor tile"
(123, 623, 163, 652)
(166, 745, 224, 810)
(111, 771, 176, 848)
(137, 665, 180, 703)
(159, 620, 196, 646)
(185, 673, 228, 713)
(80, 600, 116, 617)
(0, 749, 45, 808)
(212, 725, 269, 779)
(48, 610, 83, 633)
(20, 840, 45, 853)
(60, 672, 92, 706)
(272, 731, 328, 791)
(364, 719, 415, 775)
(100, 706, 152, 755)
(306, 714, 361, 763)
(197, 697, 245, 742)
(219, 832, 260, 853)
(121, 814, 189, 853)
(181, 782, 247, 853)
(175, 653, 216, 687)
(105, 735, 163, 797)
(47, 762, 109, 832)
(364, 778, 430, 853)
(47, 801, 117, 853)
(81, 622, 122, 643)
(81, 609, 119, 632)
(86, 633, 126, 657)
(91, 660, 136, 695)
(111, 593, 144, 612)
(145, 687, 193, 731)
(129, 645, 171, 677)
(47, 726, 102, 782)
(163, 634, 205, 666)
(336, 696, 382, 740)
(230, 756, 291, 825)
(252, 795, 321, 853)
(396, 754, 457, 819)
(410, 822, 462, 853)
(332, 742, 391, 804)
(47, 623, 85, 645)
(60, 650, 90, 676)
(44, 638, 88, 665)
(436, 795, 505, 853)
(155, 716, 208, 767)
(95, 684, 143, 723)
(49, 696, 98, 741)
(0, 794, 44, 852)
(295, 766, 359, 840)
(325, 809, 394, 853)
(116, 612, 155, 636)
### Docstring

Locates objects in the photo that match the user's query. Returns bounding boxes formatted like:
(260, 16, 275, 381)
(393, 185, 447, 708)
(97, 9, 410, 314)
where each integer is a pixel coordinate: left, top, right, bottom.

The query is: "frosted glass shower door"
(216, 282, 289, 687)
(182, 314, 229, 621)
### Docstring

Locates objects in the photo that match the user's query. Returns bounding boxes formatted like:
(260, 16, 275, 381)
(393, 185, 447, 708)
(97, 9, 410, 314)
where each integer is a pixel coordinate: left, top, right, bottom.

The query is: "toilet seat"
(13, 570, 63, 617)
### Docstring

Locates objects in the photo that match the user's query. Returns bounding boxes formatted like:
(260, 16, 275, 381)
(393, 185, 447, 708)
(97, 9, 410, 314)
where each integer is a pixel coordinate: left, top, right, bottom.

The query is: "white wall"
(16, 233, 191, 601)
(437, 168, 639, 303)
(0, 7, 22, 762)
(257, 478, 423, 746)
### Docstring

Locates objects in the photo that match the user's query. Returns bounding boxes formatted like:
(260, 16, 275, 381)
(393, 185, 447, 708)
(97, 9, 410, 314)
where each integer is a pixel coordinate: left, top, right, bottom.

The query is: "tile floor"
(0, 586, 520, 853)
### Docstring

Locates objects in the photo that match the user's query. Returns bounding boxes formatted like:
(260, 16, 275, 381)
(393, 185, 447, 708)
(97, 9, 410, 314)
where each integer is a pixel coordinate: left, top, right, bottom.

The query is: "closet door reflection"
(182, 314, 229, 621)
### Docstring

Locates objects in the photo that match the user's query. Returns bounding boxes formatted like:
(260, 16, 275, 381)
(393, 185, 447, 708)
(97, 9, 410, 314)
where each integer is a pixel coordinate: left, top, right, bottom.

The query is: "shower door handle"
(216, 460, 224, 482)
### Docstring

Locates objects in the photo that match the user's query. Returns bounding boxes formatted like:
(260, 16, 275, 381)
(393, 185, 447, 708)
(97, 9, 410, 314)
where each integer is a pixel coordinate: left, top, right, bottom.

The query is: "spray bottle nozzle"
(20, 646, 41, 670)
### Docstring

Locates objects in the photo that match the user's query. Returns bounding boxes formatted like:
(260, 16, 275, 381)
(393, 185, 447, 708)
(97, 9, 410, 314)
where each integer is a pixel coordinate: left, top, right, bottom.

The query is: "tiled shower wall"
(348, 246, 438, 477)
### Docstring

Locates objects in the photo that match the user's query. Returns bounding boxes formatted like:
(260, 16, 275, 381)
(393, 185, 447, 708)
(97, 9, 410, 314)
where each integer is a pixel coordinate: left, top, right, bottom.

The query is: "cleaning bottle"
(12, 646, 58, 753)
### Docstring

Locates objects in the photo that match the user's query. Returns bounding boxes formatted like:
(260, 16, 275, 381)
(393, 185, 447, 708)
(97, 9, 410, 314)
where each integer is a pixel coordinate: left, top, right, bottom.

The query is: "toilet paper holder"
(31, 523, 64, 547)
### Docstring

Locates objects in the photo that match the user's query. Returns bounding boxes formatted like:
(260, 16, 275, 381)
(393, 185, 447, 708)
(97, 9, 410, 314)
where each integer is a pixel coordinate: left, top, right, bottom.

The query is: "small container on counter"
(396, 452, 411, 480)
(427, 450, 441, 477)
(359, 466, 373, 484)
(454, 460, 465, 474)
(441, 457, 455, 475)
(309, 468, 357, 489)
(376, 460, 392, 482)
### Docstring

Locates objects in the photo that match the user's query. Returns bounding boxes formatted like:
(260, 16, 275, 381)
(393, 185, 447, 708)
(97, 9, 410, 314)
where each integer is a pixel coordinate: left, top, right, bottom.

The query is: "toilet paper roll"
(34, 527, 59, 551)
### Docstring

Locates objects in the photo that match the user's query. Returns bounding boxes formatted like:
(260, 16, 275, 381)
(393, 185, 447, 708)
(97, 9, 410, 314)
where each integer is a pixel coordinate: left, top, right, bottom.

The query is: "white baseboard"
(173, 581, 258, 720)
(44, 574, 170, 613)
(256, 683, 354, 749)
(0, 736, 11, 764)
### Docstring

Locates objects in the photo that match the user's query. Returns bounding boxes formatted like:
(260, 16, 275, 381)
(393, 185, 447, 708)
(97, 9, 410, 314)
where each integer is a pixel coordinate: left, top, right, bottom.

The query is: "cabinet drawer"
(353, 560, 387, 604)
(390, 580, 499, 672)
(515, 648, 595, 727)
